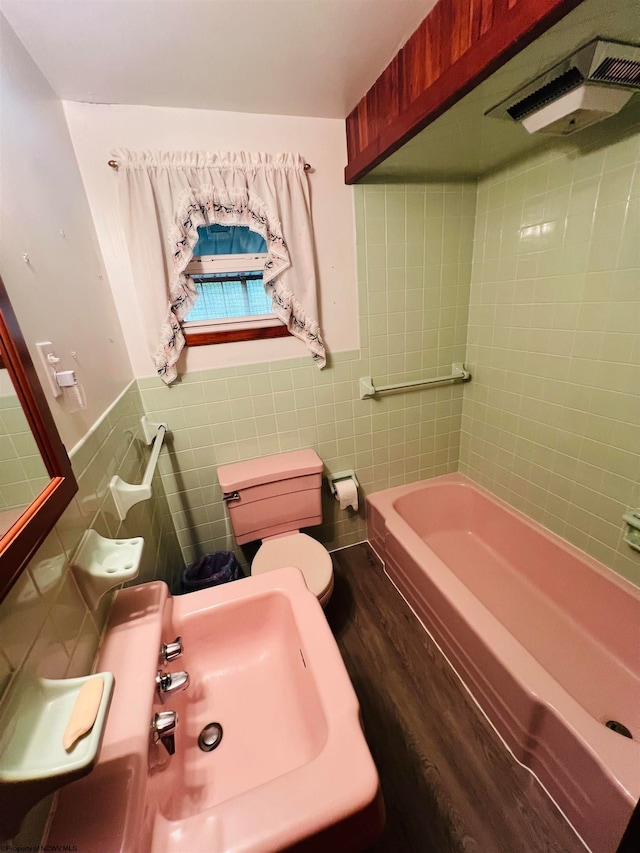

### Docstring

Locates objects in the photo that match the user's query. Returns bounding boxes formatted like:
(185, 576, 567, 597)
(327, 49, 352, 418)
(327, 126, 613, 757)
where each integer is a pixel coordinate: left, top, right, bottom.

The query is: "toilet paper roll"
(334, 478, 358, 511)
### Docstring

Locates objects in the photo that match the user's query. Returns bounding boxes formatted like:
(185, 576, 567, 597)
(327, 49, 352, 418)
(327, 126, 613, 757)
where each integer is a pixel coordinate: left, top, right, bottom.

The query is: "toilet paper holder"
(327, 471, 359, 497)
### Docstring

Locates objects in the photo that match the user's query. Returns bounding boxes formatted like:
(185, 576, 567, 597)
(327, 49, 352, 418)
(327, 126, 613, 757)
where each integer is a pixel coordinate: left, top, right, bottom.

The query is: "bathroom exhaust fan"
(486, 38, 640, 135)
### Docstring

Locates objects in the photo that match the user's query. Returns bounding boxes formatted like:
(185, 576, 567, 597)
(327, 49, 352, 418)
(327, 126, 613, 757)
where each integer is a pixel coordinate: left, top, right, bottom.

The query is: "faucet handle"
(152, 710, 178, 755)
(152, 710, 177, 736)
(161, 636, 183, 662)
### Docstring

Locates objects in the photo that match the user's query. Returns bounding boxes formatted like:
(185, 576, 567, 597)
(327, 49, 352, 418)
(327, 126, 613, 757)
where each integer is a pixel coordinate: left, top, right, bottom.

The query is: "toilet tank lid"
(217, 449, 323, 492)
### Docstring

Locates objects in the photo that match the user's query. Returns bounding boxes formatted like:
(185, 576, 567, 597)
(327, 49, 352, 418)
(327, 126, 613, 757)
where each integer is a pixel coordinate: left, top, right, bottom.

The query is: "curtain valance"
(114, 150, 326, 383)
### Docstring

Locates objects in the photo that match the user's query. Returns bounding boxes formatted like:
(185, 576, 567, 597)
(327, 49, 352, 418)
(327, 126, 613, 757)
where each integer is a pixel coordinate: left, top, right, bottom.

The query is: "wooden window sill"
(184, 324, 291, 346)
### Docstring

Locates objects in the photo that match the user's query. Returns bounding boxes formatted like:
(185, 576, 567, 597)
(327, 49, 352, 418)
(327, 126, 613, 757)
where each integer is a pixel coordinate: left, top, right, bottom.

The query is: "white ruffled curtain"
(114, 150, 326, 384)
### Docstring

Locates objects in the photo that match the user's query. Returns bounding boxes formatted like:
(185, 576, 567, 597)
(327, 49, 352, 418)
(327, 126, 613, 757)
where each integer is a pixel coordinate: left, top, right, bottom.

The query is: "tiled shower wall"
(139, 147, 639, 586)
(138, 181, 477, 565)
(461, 130, 640, 585)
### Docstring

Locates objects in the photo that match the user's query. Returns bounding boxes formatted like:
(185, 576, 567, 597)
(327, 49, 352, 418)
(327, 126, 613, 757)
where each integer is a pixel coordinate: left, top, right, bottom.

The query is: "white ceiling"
(0, 0, 438, 118)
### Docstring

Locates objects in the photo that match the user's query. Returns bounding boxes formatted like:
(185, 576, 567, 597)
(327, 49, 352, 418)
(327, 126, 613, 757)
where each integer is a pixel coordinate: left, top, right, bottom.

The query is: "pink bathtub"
(367, 473, 640, 853)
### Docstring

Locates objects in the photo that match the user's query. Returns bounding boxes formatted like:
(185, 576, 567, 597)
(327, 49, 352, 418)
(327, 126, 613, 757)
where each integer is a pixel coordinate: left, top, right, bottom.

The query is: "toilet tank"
(217, 450, 323, 545)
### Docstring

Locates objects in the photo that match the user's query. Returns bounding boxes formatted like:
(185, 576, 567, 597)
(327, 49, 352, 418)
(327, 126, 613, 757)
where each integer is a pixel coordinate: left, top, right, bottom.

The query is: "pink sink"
(47, 568, 383, 853)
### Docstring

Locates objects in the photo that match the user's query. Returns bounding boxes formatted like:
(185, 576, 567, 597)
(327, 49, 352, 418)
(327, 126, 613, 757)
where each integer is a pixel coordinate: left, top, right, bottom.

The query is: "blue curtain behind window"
(192, 224, 267, 256)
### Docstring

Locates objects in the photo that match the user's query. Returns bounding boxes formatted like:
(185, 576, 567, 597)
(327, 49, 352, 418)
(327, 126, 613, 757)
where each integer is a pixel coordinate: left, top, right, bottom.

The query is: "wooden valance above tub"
(344, 0, 584, 184)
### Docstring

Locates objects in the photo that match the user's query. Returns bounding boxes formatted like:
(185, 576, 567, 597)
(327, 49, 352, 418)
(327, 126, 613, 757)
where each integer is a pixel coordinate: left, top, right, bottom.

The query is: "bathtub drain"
(198, 722, 223, 752)
(605, 720, 632, 739)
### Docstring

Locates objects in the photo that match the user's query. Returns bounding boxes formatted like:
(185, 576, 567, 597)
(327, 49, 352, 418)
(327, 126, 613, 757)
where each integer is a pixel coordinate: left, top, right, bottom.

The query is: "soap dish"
(71, 529, 144, 609)
(623, 510, 640, 553)
(0, 671, 114, 784)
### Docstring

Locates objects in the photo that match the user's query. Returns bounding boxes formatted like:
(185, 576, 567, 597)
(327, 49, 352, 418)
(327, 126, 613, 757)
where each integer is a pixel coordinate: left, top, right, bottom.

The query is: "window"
(116, 151, 325, 382)
(182, 224, 289, 346)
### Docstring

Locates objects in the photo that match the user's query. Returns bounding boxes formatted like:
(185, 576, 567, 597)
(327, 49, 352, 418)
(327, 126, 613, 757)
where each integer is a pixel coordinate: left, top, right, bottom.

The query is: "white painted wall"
(0, 15, 133, 448)
(63, 102, 359, 379)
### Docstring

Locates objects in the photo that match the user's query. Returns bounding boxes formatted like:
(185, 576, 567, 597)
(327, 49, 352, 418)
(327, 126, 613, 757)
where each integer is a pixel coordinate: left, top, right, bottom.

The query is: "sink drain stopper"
(198, 722, 223, 752)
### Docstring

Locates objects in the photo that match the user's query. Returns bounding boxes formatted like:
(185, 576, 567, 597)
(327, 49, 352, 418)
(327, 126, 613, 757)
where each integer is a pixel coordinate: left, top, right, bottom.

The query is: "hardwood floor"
(326, 543, 585, 853)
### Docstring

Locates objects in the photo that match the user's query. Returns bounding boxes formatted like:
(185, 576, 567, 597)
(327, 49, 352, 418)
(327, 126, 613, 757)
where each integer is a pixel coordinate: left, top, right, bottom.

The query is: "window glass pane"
(185, 225, 272, 324)
(219, 280, 249, 318)
(192, 224, 267, 256)
(184, 276, 271, 322)
(246, 279, 272, 314)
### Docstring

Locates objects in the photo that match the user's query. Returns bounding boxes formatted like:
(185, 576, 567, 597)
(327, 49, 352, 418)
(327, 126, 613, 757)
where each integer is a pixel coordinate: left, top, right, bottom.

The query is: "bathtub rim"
(374, 473, 639, 599)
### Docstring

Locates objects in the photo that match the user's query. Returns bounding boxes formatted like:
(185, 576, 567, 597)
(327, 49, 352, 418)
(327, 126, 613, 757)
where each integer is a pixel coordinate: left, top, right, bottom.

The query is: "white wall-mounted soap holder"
(623, 510, 640, 553)
(0, 670, 114, 839)
(71, 529, 144, 609)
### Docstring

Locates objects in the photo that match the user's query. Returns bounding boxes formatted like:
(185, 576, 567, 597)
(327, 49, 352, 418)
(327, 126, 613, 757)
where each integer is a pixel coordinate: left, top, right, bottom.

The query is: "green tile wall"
(0, 383, 181, 702)
(461, 130, 640, 585)
(70, 384, 183, 592)
(0, 393, 49, 518)
(0, 382, 182, 845)
(138, 181, 477, 565)
(141, 154, 639, 587)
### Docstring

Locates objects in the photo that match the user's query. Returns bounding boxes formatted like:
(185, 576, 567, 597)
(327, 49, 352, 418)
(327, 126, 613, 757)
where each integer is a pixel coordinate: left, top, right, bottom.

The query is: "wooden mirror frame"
(0, 275, 78, 603)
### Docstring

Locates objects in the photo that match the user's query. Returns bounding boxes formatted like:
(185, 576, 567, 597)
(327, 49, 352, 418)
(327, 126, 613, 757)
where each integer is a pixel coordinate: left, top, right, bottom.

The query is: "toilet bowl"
(217, 450, 334, 608)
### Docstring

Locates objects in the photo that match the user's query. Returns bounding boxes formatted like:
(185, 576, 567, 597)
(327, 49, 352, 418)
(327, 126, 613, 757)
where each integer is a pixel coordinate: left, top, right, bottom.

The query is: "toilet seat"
(252, 532, 333, 600)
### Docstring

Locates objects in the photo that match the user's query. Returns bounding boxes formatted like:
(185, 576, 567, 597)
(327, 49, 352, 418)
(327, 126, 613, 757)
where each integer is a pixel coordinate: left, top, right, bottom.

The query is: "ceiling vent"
(486, 38, 640, 135)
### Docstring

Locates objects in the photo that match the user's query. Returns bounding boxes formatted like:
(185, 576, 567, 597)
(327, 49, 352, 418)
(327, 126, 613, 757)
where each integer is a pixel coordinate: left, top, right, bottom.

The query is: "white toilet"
(217, 449, 334, 607)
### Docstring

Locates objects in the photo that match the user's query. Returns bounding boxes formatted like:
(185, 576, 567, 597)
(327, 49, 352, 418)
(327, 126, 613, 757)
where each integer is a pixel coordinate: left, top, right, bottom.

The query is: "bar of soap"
(63, 677, 104, 751)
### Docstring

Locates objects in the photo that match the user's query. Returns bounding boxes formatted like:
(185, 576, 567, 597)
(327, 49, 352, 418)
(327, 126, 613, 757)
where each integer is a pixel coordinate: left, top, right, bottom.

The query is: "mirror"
(0, 274, 78, 603)
(0, 366, 49, 538)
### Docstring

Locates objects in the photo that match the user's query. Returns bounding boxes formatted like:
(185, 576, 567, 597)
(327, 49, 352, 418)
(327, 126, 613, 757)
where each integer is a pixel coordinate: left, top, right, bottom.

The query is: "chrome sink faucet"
(152, 710, 178, 755)
(156, 669, 190, 703)
(161, 635, 183, 662)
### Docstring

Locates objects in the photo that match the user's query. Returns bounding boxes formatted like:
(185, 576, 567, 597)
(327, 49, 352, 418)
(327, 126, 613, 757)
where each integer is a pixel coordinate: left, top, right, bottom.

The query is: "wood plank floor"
(326, 543, 586, 853)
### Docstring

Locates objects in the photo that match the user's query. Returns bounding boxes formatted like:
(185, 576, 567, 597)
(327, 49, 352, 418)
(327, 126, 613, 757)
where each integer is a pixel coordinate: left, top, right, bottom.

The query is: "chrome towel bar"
(359, 363, 471, 400)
